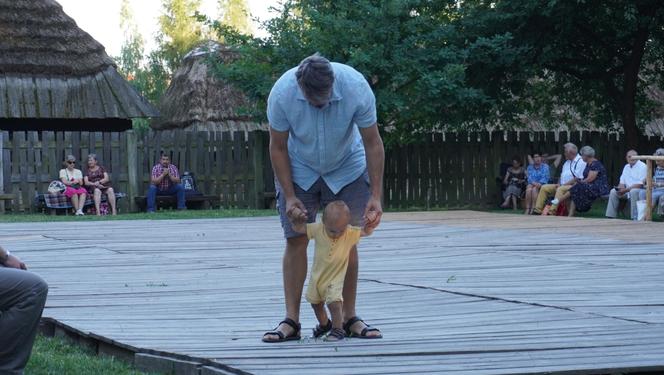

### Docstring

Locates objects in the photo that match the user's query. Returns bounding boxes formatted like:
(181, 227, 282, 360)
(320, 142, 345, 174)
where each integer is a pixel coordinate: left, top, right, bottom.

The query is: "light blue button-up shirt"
(267, 62, 377, 194)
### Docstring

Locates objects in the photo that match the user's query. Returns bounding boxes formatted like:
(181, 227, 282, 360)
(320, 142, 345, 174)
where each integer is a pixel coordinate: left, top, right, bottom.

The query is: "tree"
(459, 0, 664, 147)
(116, 0, 169, 106)
(210, 0, 492, 144)
(159, 0, 204, 72)
(218, 0, 252, 35)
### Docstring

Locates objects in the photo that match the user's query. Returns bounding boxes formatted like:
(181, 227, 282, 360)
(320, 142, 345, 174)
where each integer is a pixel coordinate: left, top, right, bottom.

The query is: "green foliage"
(115, 0, 169, 105)
(218, 0, 252, 35)
(26, 335, 155, 375)
(208, 0, 664, 146)
(209, 0, 494, 145)
(0, 209, 276, 223)
(458, 0, 664, 144)
(158, 0, 204, 72)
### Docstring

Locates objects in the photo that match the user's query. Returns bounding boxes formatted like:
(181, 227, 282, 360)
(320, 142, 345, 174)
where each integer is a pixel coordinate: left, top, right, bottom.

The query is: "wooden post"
(127, 130, 139, 212)
(252, 131, 266, 209)
(646, 160, 653, 222)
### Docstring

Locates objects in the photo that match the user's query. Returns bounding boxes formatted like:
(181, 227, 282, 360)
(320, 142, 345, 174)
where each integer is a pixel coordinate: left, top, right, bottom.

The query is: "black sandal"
(262, 318, 301, 343)
(324, 327, 345, 342)
(343, 316, 382, 339)
(312, 319, 332, 338)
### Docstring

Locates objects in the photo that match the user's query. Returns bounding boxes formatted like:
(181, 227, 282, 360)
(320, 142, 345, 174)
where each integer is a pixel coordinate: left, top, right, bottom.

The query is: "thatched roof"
(0, 0, 158, 119)
(151, 42, 266, 132)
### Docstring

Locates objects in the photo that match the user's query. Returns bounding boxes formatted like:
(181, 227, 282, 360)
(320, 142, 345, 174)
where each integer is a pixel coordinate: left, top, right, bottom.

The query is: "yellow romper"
(305, 222, 362, 305)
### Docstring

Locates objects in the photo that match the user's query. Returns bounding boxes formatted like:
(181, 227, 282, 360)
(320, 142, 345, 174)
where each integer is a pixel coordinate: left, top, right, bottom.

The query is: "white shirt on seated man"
(606, 149, 647, 219)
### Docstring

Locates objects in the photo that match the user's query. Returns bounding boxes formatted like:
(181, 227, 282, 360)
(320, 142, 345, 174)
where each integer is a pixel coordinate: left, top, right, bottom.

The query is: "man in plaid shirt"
(147, 154, 186, 212)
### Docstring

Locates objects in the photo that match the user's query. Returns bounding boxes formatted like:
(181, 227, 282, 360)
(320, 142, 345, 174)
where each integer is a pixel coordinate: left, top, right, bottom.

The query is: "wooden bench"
(134, 194, 221, 211)
(0, 193, 16, 214)
(34, 193, 126, 215)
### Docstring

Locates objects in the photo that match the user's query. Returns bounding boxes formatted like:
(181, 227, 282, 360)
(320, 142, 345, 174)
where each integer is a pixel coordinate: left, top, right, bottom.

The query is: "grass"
(488, 199, 663, 221)
(0, 208, 277, 223)
(26, 335, 158, 375)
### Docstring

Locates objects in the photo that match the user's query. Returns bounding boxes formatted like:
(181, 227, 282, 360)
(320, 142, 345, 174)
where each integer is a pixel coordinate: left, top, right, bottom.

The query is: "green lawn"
(26, 335, 158, 375)
(488, 199, 662, 221)
(0, 208, 277, 223)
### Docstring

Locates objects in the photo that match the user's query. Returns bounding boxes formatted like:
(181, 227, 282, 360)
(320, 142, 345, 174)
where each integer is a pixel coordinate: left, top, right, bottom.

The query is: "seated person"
(638, 148, 664, 215)
(533, 143, 586, 214)
(289, 201, 376, 342)
(59, 155, 87, 216)
(0, 246, 48, 375)
(524, 152, 550, 215)
(500, 156, 526, 210)
(84, 154, 117, 216)
(605, 150, 646, 219)
(146, 154, 185, 212)
(550, 146, 609, 216)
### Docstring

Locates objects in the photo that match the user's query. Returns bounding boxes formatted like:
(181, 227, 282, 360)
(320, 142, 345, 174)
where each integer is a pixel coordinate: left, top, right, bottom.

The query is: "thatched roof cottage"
(0, 0, 158, 131)
(151, 43, 266, 132)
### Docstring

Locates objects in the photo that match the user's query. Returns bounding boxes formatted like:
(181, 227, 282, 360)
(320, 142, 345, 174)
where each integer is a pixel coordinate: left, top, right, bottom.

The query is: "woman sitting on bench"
(84, 154, 117, 216)
(59, 155, 87, 216)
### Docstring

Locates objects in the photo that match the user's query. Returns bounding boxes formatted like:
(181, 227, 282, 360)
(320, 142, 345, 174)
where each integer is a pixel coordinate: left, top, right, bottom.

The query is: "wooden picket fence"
(383, 131, 664, 209)
(2, 129, 664, 213)
(0, 130, 269, 213)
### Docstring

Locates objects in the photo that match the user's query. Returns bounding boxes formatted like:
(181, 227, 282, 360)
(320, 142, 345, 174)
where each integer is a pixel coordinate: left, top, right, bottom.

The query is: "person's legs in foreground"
(332, 176, 382, 338)
(157, 184, 186, 209)
(605, 188, 624, 218)
(533, 184, 557, 214)
(146, 185, 158, 212)
(628, 188, 642, 219)
(0, 268, 48, 375)
(93, 188, 102, 215)
(106, 187, 117, 215)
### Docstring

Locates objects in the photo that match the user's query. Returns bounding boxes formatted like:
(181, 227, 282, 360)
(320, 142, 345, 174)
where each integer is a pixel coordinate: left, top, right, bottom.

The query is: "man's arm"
(151, 167, 167, 185)
(169, 167, 181, 184)
(359, 124, 384, 230)
(269, 128, 307, 221)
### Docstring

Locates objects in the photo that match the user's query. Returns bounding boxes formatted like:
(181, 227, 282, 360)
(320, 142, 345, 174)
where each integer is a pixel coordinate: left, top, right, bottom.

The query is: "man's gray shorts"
(276, 172, 371, 239)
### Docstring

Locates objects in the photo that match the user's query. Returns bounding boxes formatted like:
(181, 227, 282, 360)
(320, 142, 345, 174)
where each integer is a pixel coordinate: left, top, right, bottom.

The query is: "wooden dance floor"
(2, 211, 664, 374)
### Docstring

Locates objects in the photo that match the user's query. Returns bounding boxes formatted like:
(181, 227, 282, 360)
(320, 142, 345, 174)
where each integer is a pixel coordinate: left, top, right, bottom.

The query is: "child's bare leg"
(311, 303, 329, 326)
(324, 301, 344, 341)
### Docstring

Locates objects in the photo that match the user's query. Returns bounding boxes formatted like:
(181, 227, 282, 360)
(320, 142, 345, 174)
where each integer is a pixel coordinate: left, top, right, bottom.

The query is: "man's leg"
(173, 184, 186, 209)
(628, 188, 642, 220)
(0, 268, 48, 375)
(263, 180, 321, 341)
(605, 188, 622, 218)
(554, 184, 572, 201)
(327, 172, 381, 337)
(533, 184, 556, 213)
(146, 185, 158, 212)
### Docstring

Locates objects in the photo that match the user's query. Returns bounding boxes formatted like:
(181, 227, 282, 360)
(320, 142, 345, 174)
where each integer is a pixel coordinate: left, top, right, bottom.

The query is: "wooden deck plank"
(1, 212, 663, 374)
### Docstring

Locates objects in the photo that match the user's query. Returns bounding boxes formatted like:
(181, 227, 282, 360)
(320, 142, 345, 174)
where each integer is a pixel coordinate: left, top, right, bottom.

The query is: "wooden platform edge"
(38, 317, 251, 375)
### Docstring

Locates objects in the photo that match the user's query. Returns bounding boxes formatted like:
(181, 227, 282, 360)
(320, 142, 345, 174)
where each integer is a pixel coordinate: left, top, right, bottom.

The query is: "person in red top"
(147, 154, 185, 212)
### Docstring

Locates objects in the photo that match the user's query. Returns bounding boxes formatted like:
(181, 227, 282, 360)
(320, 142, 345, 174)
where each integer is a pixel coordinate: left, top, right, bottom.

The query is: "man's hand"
(4, 254, 27, 270)
(364, 196, 383, 230)
(618, 187, 629, 195)
(286, 196, 308, 223)
(163, 168, 170, 176)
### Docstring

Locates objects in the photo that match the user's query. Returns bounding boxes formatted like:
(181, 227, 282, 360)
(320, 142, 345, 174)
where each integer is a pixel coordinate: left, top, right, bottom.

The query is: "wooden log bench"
(134, 194, 221, 211)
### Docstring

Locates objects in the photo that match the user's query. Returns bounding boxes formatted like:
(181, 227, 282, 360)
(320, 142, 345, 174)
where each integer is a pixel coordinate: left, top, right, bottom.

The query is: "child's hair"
(322, 200, 351, 224)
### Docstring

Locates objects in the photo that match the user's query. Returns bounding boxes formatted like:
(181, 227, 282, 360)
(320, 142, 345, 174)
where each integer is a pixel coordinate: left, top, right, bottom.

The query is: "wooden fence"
(2, 129, 664, 213)
(0, 130, 269, 213)
(384, 131, 664, 209)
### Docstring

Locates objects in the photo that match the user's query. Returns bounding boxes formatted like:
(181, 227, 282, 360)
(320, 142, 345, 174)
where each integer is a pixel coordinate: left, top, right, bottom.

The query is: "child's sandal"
(324, 327, 345, 342)
(312, 320, 332, 338)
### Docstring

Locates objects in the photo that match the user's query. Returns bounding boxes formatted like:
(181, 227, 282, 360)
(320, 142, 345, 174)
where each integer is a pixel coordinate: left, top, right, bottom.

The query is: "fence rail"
(0, 130, 268, 213)
(1, 130, 663, 213)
